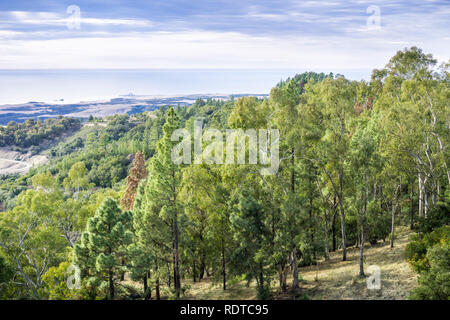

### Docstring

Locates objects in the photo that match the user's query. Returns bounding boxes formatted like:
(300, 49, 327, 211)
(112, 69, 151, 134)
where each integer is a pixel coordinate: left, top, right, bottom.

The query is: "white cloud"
(0, 11, 152, 27)
(2, 29, 444, 71)
(0, 5, 447, 71)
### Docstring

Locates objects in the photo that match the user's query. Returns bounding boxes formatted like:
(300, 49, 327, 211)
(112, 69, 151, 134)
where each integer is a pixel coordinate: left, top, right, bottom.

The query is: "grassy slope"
(182, 227, 417, 300)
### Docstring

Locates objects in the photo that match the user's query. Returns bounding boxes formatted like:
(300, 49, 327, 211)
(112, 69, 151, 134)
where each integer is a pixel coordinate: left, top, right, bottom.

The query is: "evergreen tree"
(230, 188, 272, 299)
(73, 197, 133, 299)
(134, 107, 184, 298)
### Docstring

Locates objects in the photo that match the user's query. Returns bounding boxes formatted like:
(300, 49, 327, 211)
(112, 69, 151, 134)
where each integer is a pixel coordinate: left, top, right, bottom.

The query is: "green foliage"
(414, 198, 450, 234)
(365, 200, 391, 243)
(0, 47, 449, 300)
(41, 251, 74, 300)
(73, 197, 133, 299)
(230, 188, 272, 296)
(409, 243, 450, 300)
(405, 226, 450, 274)
(0, 251, 14, 298)
(0, 117, 81, 148)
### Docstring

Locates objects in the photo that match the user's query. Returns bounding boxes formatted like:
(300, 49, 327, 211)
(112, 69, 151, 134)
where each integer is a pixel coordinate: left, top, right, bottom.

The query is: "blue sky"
(0, 0, 449, 74)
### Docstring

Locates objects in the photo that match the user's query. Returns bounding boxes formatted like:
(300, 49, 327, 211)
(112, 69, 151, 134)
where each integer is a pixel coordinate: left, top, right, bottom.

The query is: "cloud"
(0, 0, 448, 72)
(0, 29, 439, 72)
(0, 10, 152, 27)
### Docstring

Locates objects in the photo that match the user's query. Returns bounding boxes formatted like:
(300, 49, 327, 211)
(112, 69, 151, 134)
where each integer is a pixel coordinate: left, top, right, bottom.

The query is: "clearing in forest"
(183, 227, 417, 300)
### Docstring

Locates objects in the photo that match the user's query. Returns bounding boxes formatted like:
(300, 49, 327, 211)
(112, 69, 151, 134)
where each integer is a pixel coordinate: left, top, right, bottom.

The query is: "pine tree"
(73, 197, 133, 299)
(229, 188, 271, 299)
(134, 107, 184, 298)
(121, 151, 148, 211)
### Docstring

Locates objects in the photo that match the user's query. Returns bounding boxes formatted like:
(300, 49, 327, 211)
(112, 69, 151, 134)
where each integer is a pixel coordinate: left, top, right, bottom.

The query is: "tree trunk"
(155, 258, 161, 300)
(155, 277, 160, 300)
(418, 172, 423, 217)
(167, 262, 172, 288)
(143, 274, 151, 300)
(173, 177, 181, 298)
(359, 230, 365, 276)
(222, 238, 226, 290)
(324, 212, 330, 261)
(291, 148, 295, 193)
(390, 184, 399, 248)
(109, 267, 115, 300)
(259, 262, 264, 294)
(120, 258, 125, 281)
(278, 262, 287, 293)
(331, 209, 337, 252)
(359, 180, 368, 277)
(192, 260, 197, 283)
(308, 186, 316, 261)
(410, 181, 414, 230)
(291, 247, 299, 290)
(338, 196, 347, 261)
(199, 260, 206, 280)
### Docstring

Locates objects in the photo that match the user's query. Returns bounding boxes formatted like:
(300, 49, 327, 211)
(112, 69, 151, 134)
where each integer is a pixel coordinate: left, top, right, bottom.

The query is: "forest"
(0, 47, 448, 300)
(0, 117, 81, 149)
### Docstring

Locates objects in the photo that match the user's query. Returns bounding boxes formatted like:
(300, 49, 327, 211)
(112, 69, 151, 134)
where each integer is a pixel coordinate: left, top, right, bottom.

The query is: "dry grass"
(181, 226, 417, 300)
(183, 280, 256, 300)
(285, 226, 418, 300)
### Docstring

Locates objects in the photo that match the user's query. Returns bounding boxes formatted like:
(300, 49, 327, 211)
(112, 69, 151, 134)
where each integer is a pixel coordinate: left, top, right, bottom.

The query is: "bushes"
(405, 193, 449, 299)
(406, 225, 450, 299)
(409, 243, 450, 300)
(406, 226, 450, 273)
(414, 200, 450, 234)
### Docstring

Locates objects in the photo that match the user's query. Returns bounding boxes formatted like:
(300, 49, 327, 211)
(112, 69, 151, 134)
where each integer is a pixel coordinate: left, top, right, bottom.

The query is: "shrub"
(405, 226, 450, 273)
(414, 199, 450, 234)
(409, 243, 450, 300)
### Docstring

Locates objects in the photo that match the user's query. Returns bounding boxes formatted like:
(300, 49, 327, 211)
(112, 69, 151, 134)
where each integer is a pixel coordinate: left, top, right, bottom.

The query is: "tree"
(134, 107, 184, 298)
(349, 108, 380, 276)
(229, 188, 272, 299)
(63, 161, 90, 195)
(0, 189, 67, 299)
(73, 197, 133, 299)
(121, 151, 148, 211)
(300, 77, 357, 261)
(374, 47, 448, 219)
(128, 241, 153, 299)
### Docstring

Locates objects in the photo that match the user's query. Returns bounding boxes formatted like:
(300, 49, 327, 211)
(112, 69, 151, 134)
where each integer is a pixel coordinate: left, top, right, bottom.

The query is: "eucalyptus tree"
(373, 47, 448, 218)
(299, 77, 358, 261)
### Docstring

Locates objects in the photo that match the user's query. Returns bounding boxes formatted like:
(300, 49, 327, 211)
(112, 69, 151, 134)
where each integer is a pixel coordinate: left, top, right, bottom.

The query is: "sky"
(0, 0, 449, 102)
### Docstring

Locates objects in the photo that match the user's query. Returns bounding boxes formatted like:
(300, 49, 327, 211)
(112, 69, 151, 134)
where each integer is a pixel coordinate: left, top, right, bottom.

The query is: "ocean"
(0, 69, 311, 105)
(0, 69, 371, 105)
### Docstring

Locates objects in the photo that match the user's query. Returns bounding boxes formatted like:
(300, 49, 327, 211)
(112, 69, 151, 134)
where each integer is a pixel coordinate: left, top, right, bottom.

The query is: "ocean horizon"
(0, 69, 370, 105)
